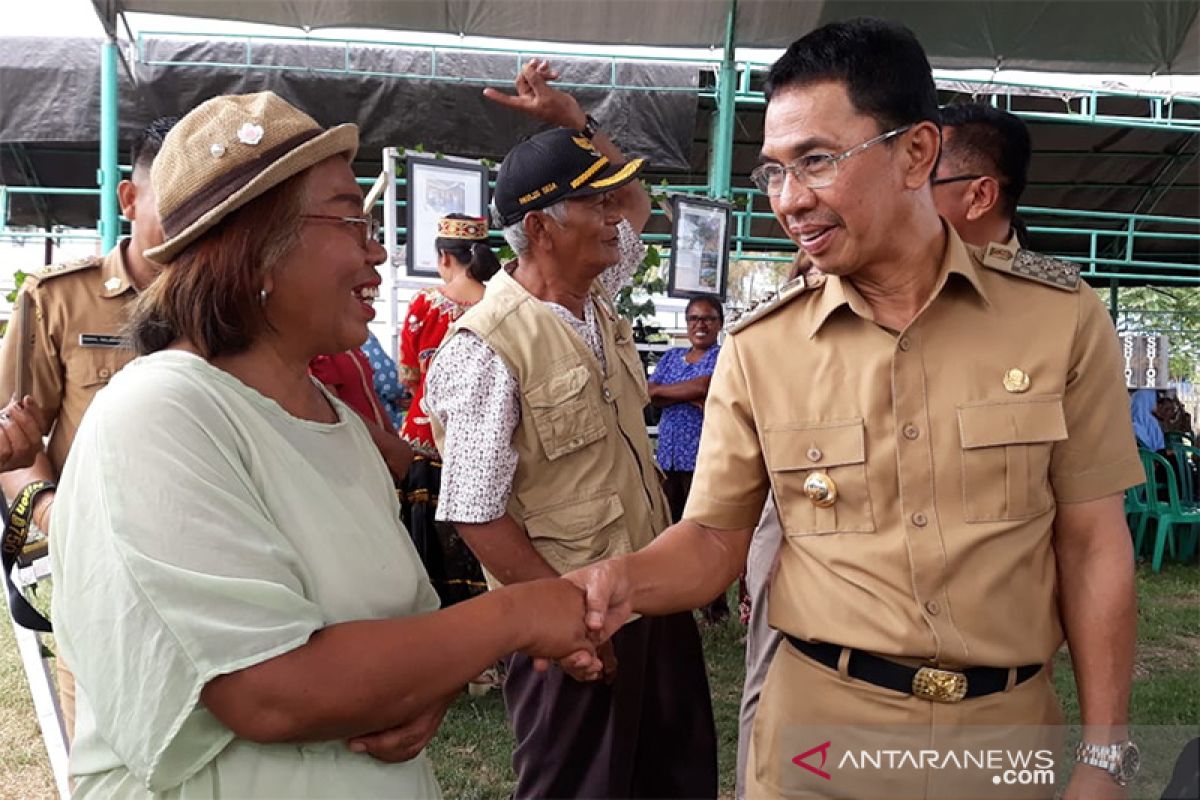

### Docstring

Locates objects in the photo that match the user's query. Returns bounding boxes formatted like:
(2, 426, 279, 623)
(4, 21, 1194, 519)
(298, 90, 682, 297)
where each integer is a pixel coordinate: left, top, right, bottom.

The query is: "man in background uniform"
(0, 116, 176, 741)
(570, 19, 1142, 800)
(933, 102, 1033, 249)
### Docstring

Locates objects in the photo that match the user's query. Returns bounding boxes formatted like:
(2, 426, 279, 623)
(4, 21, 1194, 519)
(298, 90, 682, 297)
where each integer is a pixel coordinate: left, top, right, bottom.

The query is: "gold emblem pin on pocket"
(1002, 368, 1030, 393)
(804, 471, 838, 508)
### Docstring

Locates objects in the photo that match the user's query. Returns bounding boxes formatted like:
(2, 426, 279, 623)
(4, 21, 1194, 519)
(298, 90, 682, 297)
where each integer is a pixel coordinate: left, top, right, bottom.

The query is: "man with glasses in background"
(567, 18, 1142, 799)
(933, 103, 1033, 250)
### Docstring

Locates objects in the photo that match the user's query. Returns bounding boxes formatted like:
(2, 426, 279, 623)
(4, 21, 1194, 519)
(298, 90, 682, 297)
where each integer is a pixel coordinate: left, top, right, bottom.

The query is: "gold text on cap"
(1003, 368, 1030, 393)
(804, 472, 838, 508)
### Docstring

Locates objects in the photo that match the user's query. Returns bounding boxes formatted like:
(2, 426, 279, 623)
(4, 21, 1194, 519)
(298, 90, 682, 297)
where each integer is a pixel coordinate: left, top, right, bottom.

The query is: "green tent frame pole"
(99, 37, 120, 252)
(1109, 280, 1119, 322)
(708, 0, 737, 199)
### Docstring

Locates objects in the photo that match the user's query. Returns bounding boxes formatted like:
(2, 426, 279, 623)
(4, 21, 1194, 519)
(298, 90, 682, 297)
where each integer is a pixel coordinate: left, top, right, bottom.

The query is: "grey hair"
(499, 200, 569, 254)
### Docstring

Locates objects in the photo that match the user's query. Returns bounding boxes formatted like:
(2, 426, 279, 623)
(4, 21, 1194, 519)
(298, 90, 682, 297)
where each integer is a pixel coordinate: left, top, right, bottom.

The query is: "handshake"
(504, 558, 635, 683)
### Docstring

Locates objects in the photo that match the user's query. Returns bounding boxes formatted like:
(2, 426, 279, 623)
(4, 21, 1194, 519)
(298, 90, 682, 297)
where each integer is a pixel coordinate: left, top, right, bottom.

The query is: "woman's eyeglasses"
(302, 214, 383, 248)
(686, 315, 720, 325)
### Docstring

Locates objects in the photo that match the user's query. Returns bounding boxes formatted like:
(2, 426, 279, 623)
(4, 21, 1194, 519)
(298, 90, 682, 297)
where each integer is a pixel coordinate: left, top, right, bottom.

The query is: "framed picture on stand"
(405, 155, 489, 277)
(667, 195, 731, 301)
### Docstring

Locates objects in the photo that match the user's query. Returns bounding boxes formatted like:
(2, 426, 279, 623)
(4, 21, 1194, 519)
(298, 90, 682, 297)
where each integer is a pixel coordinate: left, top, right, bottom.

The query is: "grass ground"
(2, 564, 1196, 799)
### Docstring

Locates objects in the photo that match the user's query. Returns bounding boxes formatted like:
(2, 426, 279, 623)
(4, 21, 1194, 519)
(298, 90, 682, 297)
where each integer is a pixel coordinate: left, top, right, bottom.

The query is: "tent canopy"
(92, 0, 1200, 74)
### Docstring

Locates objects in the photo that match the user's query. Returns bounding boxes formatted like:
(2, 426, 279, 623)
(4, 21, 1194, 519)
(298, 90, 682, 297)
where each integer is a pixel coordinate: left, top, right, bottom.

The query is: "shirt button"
(898, 336, 912, 352)
(912, 512, 928, 527)
(807, 447, 822, 462)
(925, 600, 940, 615)
(903, 424, 919, 440)
(602, 387, 613, 401)
(99, 368, 111, 379)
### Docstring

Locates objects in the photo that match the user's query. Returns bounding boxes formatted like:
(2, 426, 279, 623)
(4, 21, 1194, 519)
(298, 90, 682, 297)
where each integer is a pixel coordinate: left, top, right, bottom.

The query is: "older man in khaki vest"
(425, 61, 717, 799)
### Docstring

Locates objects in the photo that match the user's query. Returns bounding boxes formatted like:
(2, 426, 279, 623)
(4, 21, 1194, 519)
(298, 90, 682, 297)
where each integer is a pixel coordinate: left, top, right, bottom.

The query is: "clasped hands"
(524, 558, 635, 683)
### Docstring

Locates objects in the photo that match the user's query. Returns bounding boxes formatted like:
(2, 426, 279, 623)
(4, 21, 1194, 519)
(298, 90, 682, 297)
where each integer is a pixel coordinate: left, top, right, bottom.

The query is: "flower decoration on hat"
(437, 216, 489, 241)
(237, 122, 265, 146)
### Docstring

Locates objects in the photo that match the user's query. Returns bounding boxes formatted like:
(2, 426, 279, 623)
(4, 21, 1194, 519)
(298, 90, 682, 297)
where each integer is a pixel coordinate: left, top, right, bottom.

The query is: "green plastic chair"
(1166, 430, 1196, 452)
(1125, 479, 1150, 539)
(1137, 449, 1200, 572)
(1169, 444, 1200, 560)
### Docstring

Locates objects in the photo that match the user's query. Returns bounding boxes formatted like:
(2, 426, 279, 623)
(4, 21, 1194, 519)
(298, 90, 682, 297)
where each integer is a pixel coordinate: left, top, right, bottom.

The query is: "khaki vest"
(430, 268, 670, 589)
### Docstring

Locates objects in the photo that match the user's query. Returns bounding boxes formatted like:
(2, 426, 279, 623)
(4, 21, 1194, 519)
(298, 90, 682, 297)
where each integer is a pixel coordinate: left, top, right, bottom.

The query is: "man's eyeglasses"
(686, 314, 720, 325)
(931, 174, 984, 187)
(750, 124, 913, 196)
(302, 214, 382, 248)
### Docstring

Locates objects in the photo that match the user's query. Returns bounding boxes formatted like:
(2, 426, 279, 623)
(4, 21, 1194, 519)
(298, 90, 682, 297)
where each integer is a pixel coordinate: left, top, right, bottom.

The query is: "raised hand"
(483, 58, 587, 130)
(0, 396, 46, 472)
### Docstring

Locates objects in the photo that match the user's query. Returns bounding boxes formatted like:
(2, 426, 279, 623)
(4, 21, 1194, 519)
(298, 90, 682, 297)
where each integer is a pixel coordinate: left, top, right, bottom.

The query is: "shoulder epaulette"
(28, 256, 102, 285)
(979, 242, 1079, 292)
(728, 272, 825, 334)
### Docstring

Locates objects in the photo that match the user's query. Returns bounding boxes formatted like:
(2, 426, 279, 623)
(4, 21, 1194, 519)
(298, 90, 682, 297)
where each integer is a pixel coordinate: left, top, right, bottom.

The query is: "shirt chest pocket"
(525, 365, 607, 461)
(957, 396, 1067, 522)
(66, 348, 129, 391)
(763, 419, 875, 536)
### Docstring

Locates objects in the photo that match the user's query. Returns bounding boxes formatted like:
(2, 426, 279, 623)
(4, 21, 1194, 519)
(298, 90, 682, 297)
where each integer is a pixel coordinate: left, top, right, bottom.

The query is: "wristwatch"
(1075, 740, 1140, 786)
(580, 113, 600, 141)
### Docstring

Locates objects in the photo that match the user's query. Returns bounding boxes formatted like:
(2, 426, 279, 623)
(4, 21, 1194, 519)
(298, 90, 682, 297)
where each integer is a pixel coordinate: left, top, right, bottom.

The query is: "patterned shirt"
(398, 287, 477, 457)
(425, 219, 645, 524)
(650, 344, 721, 471)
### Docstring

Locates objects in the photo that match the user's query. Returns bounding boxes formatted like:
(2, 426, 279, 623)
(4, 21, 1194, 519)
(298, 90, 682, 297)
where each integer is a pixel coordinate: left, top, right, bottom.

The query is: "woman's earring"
(259, 288, 269, 307)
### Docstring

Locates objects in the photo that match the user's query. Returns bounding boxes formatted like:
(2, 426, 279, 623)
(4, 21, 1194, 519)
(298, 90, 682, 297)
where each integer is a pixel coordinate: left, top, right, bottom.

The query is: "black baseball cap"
(493, 127, 644, 226)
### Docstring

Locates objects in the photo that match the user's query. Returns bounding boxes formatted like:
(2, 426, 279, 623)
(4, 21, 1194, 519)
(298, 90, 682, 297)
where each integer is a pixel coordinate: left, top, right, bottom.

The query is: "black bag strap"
(1, 481, 55, 632)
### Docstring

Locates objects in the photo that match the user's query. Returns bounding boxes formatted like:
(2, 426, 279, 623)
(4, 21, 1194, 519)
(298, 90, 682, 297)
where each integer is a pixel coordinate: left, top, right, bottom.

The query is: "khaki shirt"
(684, 226, 1142, 668)
(0, 242, 139, 475)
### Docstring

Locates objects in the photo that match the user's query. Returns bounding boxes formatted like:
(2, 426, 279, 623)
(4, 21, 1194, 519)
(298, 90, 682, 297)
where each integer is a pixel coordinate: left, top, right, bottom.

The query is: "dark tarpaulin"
(93, 0, 1200, 74)
(0, 35, 699, 226)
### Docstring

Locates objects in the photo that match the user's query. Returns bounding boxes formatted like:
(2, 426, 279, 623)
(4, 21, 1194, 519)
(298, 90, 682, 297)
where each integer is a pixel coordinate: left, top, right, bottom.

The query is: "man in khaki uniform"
(570, 19, 1142, 800)
(735, 102, 1041, 799)
(0, 116, 175, 741)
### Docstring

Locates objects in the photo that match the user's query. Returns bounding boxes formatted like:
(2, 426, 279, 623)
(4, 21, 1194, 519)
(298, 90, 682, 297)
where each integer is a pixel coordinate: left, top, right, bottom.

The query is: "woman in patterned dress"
(648, 293, 727, 623)
(399, 214, 501, 606)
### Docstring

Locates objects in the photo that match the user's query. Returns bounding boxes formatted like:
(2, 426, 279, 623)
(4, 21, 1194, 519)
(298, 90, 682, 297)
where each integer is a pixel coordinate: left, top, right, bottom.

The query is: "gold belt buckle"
(912, 666, 968, 703)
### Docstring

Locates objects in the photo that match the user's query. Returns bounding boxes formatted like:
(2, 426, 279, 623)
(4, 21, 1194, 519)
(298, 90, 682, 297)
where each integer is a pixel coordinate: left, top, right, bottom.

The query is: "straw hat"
(146, 91, 358, 264)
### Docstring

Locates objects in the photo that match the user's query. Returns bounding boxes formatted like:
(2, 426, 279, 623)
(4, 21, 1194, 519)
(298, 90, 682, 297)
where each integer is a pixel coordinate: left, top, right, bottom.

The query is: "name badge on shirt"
(79, 334, 130, 349)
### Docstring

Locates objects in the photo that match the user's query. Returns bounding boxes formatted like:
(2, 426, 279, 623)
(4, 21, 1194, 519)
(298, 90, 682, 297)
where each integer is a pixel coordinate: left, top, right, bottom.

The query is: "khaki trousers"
(747, 641, 1063, 800)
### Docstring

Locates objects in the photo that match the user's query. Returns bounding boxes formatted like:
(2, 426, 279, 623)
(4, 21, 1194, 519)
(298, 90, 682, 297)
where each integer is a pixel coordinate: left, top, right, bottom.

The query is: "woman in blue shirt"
(649, 293, 726, 623)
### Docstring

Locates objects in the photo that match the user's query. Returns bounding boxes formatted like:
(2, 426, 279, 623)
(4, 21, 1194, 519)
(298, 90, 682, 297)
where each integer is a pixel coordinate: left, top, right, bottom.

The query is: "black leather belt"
(786, 636, 1041, 704)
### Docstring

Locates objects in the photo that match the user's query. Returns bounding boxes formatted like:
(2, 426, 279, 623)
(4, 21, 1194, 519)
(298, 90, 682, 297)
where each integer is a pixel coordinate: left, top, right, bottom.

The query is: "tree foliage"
(1116, 286, 1200, 381)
